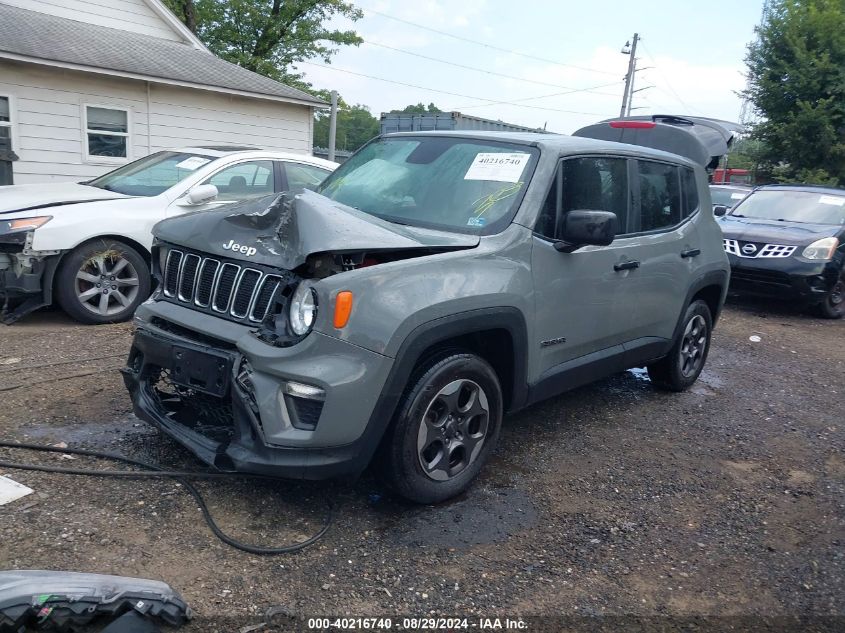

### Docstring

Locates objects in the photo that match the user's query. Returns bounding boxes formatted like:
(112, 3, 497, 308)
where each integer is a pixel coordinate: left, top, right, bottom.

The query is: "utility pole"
(626, 55, 638, 116)
(328, 90, 338, 162)
(619, 33, 639, 118)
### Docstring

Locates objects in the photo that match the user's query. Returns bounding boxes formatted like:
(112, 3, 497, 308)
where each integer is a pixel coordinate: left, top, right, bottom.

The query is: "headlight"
(802, 237, 839, 260)
(289, 283, 317, 336)
(0, 216, 52, 235)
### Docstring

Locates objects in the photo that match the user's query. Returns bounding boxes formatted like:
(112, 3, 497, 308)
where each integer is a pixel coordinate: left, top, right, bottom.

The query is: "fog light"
(283, 381, 325, 401)
(279, 381, 325, 431)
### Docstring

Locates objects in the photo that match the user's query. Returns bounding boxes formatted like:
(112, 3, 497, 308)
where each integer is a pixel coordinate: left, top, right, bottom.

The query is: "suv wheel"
(55, 239, 151, 325)
(380, 352, 503, 504)
(814, 271, 844, 319)
(647, 299, 712, 391)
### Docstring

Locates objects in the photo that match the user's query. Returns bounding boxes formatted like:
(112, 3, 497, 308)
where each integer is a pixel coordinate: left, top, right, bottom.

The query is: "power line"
(450, 80, 623, 111)
(297, 61, 609, 116)
(363, 40, 623, 97)
(638, 41, 703, 115)
(357, 5, 620, 77)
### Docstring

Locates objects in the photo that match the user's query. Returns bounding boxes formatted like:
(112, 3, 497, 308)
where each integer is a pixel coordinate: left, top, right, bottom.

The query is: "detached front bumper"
(0, 252, 60, 324)
(121, 301, 394, 480)
(727, 254, 840, 304)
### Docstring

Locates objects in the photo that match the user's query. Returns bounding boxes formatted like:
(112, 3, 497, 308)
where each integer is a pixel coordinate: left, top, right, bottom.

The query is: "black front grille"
(731, 268, 792, 287)
(150, 367, 234, 443)
(159, 245, 297, 324)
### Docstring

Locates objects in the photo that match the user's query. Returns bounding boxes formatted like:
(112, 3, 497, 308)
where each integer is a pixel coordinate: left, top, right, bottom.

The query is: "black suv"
(718, 184, 845, 318)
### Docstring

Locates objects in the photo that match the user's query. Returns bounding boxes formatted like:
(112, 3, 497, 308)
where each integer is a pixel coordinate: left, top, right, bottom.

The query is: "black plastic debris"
(0, 570, 191, 632)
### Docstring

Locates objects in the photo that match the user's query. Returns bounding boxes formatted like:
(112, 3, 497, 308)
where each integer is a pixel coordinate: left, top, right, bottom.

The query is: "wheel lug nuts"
(96, 283, 101, 288)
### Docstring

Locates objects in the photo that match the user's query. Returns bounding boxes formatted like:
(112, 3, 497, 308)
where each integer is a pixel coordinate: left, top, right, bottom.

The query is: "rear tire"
(379, 352, 503, 504)
(647, 300, 712, 391)
(55, 238, 151, 325)
(813, 270, 844, 319)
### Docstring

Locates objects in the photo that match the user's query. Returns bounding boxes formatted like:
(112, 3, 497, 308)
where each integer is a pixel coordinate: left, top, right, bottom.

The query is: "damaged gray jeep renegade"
(122, 116, 734, 503)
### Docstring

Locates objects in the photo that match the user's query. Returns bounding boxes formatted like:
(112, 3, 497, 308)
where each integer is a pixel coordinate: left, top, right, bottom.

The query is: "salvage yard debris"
(0, 474, 32, 505)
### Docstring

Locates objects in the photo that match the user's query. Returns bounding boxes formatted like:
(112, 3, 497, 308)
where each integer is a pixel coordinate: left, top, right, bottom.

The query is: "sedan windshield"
(317, 137, 539, 233)
(85, 151, 216, 196)
(731, 189, 845, 225)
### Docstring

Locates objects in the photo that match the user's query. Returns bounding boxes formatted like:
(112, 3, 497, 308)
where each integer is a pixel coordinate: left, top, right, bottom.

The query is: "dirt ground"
(0, 298, 843, 631)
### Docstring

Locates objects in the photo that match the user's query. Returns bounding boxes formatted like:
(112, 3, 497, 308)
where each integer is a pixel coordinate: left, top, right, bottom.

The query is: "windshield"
(86, 151, 216, 196)
(317, 136, 539, 233)
(730, 189, 845, 225)
(711, 187, 748, 207)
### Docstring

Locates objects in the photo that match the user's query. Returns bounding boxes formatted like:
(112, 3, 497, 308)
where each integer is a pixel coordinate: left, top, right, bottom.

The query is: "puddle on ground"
(374, 487, 538, 549)
(627, 367, 651, 382)
(20, 416, 155, 448)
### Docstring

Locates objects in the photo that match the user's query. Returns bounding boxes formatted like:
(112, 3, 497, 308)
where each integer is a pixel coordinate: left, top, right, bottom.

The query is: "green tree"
(314, 102, 379, 152)
(163, 0, 362, 88)
(743, 0, 845, 185)
(391, 103, 442, 114)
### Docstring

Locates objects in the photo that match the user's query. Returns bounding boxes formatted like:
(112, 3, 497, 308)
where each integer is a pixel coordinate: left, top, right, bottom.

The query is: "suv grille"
(162, 248, 286, 323)
(723, 239, 796, 258)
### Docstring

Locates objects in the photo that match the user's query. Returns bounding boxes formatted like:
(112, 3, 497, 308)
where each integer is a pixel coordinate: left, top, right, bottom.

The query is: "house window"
(84, 105, 129, 160)
(0, 96, 13, 186)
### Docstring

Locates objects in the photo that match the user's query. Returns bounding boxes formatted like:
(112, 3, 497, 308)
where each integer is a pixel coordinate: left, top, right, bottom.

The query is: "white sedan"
(0, 147, 336, 324)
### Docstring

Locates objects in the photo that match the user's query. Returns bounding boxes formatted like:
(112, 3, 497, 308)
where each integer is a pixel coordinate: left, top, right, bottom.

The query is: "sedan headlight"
(802, 237, 839, 260)
(289, 282, 317, 335)
(0, 216, 51, 236)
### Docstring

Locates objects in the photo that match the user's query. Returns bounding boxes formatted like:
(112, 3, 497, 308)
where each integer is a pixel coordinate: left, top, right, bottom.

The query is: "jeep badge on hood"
(222, 239, 257, 257)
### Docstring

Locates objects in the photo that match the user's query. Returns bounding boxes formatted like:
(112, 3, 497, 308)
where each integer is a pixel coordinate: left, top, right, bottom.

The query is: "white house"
(0, 0, 326, 185)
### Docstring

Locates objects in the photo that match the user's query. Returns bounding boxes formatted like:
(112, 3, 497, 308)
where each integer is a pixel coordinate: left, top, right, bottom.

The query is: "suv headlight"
(802, 237, 839, 260)
(289, 282, 317, 335)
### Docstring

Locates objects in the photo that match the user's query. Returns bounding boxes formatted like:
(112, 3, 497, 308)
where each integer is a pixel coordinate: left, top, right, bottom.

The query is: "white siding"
(0, 60, 314, 184)
(1, 0, 184, 42)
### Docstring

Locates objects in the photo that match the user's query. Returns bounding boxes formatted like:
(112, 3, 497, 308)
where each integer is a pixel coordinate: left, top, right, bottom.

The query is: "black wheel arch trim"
(351, 307, 530, 474)
(673, 269, 729, 342)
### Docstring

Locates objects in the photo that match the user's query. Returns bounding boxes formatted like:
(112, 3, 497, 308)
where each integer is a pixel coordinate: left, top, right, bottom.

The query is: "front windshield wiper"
(730, 213, 746, 218)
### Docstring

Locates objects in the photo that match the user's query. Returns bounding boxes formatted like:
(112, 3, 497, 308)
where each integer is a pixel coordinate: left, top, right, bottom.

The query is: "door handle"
(613, 260, 640, 272)
(681, 248, 701, 258)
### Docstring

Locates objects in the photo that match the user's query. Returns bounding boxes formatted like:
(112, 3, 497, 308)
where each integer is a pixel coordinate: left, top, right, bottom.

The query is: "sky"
(293, 0, 764, 134)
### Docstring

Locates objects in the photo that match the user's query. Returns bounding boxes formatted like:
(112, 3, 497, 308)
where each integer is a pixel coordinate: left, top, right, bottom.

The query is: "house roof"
(0, 3, 327, 107)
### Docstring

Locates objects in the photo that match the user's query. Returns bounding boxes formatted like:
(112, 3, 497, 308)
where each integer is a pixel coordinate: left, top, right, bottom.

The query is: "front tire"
(55, 238, 151, 325)
(647, 299, 713, 391)
(379, 352, 503, 504)
(813, 270, 844, 319)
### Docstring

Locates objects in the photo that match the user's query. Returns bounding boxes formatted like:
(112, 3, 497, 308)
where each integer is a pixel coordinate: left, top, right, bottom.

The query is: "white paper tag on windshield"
(464, 153, 530, 182)
(818, 195, 845, 206)
(0, 475, 33, 506)
(731, 193, 746, 200)
(175, 156, 211, 171)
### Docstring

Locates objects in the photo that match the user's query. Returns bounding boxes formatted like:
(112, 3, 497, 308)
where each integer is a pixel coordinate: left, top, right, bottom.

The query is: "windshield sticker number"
(465, 153, 530, 182)
(730, 193, 746, 200)
(467, 217, 487, 227)
(818, 195, 845, 206)
(175, 157, 212, 171)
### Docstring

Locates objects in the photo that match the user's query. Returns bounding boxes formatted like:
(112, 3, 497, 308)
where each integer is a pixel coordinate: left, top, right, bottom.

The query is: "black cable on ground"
(0, 441, 335, 555)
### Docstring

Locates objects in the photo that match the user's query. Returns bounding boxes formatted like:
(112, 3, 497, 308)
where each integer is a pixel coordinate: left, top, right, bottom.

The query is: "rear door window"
(637, 160, 682, 231)
(681, 167, 699, 218)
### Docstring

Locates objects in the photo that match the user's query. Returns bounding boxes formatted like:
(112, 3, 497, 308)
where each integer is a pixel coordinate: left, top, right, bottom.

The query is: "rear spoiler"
(573, 115, 745, 169)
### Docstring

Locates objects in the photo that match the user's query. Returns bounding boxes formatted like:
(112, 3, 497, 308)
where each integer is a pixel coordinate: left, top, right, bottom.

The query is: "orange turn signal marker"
(333, 291, 353, 328)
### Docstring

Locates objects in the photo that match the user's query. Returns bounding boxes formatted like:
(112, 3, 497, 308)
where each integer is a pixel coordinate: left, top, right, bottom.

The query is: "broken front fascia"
(0, 229, 61, 324)
(0, 570, 192, 630)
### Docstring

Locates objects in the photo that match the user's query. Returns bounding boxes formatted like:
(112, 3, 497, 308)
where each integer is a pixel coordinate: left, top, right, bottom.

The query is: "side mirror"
(554, 210, 617, 253)
(181, 184, 218, 206)
(713, 204, 728, 217)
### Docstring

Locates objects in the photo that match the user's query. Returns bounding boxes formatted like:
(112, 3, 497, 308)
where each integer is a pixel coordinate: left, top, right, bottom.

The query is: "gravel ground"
(0, 299, 842, 631)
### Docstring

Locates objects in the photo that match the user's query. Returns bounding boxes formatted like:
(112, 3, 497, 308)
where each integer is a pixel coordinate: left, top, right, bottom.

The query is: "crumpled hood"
(153, 189, 480, 269)
(718, 214, 841, 245)
(0, 181, 130, 214)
